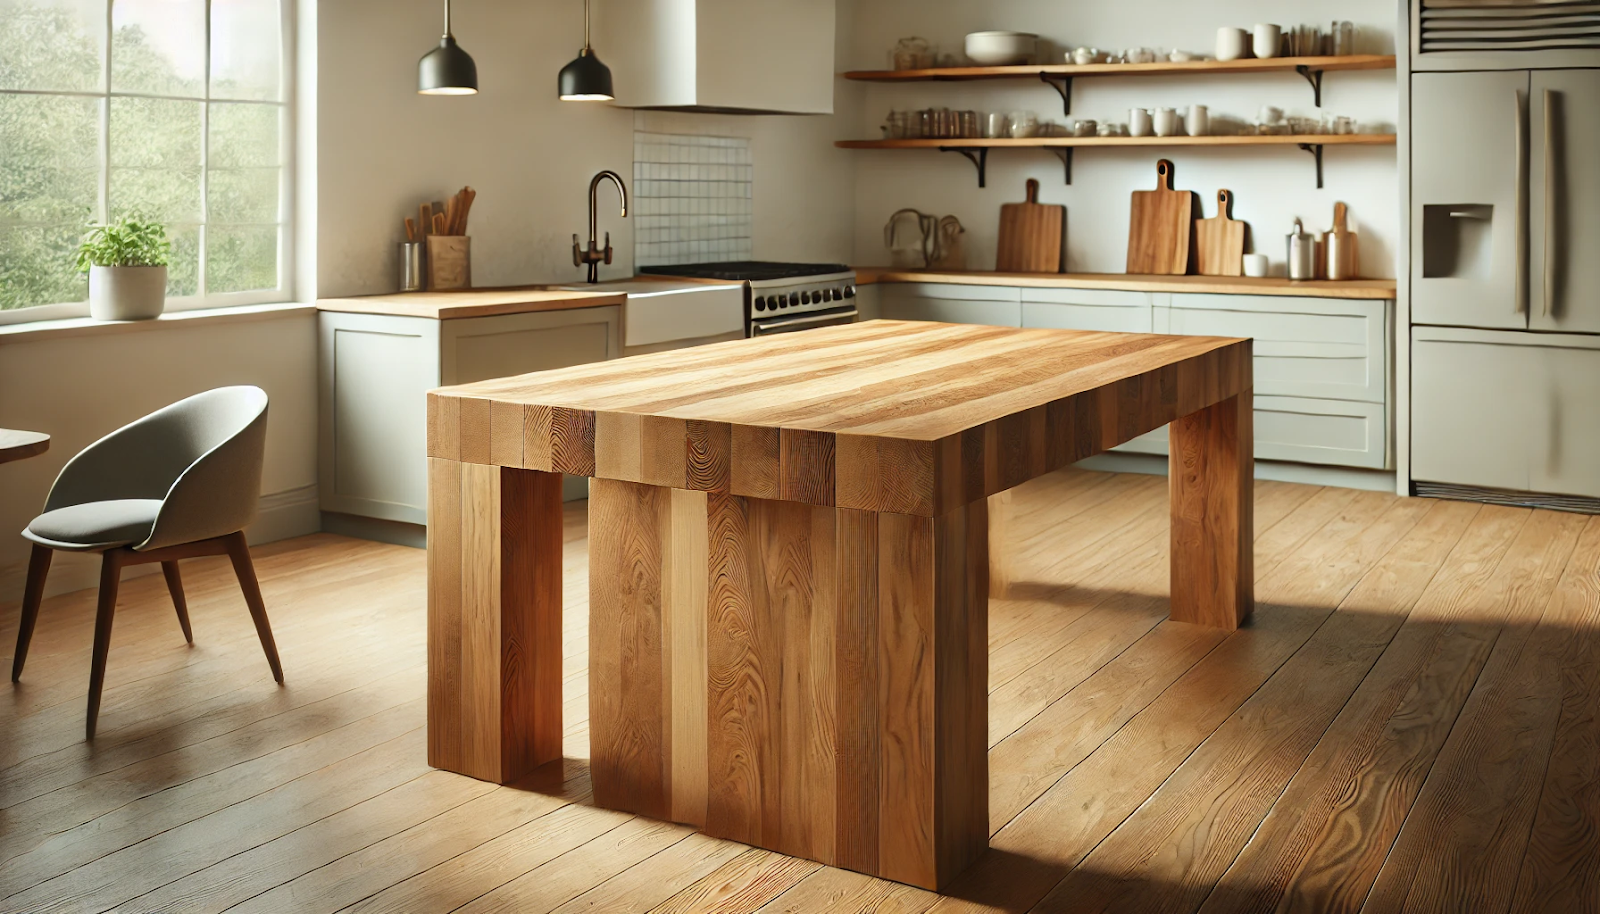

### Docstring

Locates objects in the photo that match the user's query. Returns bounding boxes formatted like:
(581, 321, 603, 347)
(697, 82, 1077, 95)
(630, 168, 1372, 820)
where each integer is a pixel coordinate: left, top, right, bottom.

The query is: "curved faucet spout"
(581, 170, 628, 283)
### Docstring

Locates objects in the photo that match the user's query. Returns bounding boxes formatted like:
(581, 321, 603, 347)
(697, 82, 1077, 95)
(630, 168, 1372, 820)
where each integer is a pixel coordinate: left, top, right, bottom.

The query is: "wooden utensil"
(404, 217, 417, 242)
(996, 178, 1064, 273)
(1324, 201, 1359, 280)
(1126, 159, 1196, 275)
(419, 203, 434, 238)
(1195, 189, 1246, 277)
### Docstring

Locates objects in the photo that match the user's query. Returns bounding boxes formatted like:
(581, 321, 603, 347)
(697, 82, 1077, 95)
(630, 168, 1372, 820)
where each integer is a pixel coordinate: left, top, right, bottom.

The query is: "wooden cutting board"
(1126, 159, 1195, 275)
(1195, 189, 1246, 276)
(997, 178, 1064, 273)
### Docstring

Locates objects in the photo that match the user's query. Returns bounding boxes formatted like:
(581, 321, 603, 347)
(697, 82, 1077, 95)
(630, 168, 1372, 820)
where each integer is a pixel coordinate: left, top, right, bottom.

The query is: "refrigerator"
(1406, 0, 1600, 502)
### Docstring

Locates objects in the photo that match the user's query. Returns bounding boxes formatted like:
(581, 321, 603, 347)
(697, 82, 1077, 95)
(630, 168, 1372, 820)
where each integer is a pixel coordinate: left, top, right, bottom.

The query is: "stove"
(640, 261, 858, 337)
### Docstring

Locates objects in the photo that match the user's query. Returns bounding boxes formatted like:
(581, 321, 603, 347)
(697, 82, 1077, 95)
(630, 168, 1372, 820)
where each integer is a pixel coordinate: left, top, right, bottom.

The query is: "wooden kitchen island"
(425, 319, 1253, 890)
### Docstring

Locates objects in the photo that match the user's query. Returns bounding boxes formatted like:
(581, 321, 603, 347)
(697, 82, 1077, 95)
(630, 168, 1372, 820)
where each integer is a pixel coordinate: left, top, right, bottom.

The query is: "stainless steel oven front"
(750, 305, 858, 336)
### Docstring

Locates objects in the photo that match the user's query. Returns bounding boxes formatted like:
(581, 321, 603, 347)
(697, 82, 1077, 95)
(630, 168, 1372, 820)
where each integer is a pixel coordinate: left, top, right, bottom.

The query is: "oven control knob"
(776, 294, 789, 308)
(820, 288, 833, 302)
(754, 296, 767, 311)
(843, 284, 856, 298)
(805, 291, 817, 304)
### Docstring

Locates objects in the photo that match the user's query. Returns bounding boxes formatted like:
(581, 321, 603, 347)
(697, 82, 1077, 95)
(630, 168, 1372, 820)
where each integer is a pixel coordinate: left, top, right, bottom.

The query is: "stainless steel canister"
(1287, 219, 1317, 280)
(400, 242, 425, 292)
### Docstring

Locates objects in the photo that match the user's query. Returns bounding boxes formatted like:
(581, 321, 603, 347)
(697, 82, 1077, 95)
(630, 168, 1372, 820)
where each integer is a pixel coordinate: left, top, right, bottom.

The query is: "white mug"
(1216, 27, 1249, 62)
(1153, 107, 1182, 137)
(1243, 253, 1270, 277)
(1071, 46, 1100, 65)
(1124, 47, 1156, 64)
(1129, 107, 1153, 137)
(1186, 104, 1209, 137)
(1253, 23, 1282, 59)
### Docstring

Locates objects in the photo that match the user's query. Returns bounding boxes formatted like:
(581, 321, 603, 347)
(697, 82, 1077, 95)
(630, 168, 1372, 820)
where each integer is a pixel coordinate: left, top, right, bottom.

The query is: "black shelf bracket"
(1039, 72, 1073, 116)
(1295, 65, 1325, 107)
(941, 146, 989, 187)
(1298, 142, 1325, 188)
(1049, 147, 1074, 185)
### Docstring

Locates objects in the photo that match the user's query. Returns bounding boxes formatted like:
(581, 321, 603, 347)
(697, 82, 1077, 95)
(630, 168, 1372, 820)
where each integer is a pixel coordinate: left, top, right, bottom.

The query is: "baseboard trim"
(0, 485, 322, 603)
(1077, 452, 1398, 493)
(320, 512, 427, 549)
(1413, 481, 1600, 515)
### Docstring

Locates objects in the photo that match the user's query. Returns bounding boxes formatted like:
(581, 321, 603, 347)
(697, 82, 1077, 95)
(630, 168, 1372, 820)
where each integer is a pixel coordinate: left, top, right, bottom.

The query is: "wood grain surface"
(1125, 159, 1195, 275)
(0, 428, 49, 464)
(430, 320, 1251, 518)
(1195, 189, 1246, 276)
(851, 267, 1398, 300)
(995, 179, 1063, 274)
(317, 288, 624, 320)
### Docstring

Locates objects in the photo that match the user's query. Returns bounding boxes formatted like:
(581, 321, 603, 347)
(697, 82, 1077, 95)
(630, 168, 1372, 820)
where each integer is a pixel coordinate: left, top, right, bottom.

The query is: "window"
(0, 0, 290, 320)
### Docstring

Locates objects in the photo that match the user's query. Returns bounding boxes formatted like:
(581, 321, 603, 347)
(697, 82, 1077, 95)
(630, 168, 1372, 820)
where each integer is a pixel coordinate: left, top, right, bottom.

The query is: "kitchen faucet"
(573, 170, 628, 283)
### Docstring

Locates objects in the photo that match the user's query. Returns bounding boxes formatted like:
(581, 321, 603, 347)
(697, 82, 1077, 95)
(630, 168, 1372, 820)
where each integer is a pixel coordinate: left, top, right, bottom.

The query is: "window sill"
(0, 302, 316, 346)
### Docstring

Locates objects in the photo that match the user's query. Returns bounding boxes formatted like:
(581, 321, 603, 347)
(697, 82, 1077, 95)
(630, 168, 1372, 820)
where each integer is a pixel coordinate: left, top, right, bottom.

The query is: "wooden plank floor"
(3, 468, 1598, 914)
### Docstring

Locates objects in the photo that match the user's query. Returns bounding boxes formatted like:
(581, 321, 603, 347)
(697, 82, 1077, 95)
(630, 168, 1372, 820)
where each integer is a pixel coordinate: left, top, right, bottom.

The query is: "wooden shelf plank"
(836, 135, 1395, 150)
(853, 268, 1398, 301)
(843, 55, 1396, 82)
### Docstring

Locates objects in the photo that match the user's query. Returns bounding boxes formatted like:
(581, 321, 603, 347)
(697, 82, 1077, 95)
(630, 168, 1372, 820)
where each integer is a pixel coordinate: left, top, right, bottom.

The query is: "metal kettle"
(1287, 218, 1316, 280)
(884, 208, 937, 268)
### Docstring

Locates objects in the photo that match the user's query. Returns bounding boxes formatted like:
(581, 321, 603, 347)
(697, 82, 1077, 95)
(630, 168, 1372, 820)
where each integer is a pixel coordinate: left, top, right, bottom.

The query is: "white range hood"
(595, 0, 835, 114)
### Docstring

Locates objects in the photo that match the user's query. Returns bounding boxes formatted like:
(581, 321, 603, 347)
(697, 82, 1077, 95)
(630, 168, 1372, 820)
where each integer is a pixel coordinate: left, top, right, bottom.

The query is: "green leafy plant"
(75, 216, 172, 271)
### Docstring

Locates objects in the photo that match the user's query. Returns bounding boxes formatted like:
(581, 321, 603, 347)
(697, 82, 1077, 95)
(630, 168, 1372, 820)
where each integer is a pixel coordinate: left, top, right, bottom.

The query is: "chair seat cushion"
(23, 499, 163, 551)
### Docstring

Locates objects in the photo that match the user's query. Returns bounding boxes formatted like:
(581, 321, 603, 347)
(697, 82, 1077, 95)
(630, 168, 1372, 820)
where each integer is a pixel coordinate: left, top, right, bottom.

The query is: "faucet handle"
(571, 234, 582, 267)
(603, 231, 614, 265)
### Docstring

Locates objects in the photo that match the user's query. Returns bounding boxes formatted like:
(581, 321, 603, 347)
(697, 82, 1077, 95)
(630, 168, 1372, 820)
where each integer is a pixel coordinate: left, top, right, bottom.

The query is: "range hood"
(595, 0, 835, 114)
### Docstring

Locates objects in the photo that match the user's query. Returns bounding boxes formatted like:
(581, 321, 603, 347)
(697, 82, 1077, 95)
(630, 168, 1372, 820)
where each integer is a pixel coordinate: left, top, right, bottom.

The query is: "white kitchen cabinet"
(1413, 326, 1600, 498)
(1116, 396, 1387, 470)
(319, 306, 621, 524)
(598, 0, 833, 114)
(879, 282, 1021, 327)
(1021, 288, 1152, 332)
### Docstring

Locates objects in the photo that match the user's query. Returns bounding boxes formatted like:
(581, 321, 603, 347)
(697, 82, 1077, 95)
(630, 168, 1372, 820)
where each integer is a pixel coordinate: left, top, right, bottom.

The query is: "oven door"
(749, 306, 858, 337)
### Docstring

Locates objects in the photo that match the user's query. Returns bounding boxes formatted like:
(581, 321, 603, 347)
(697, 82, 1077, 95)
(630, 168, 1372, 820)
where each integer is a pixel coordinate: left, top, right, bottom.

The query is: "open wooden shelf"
(836, 134, 1396, 188)
(843, 54, 1396, 82)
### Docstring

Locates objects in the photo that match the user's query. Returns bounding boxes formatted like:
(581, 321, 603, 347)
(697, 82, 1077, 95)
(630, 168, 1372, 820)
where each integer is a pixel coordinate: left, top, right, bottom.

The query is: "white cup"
(1129, 107, 1153, 137)
(1243, 253, 1269, 277)
(1153, 107, 1182, 137)
(1216, 27, 1249, 62)
(1253, 23, 1282, 59)
(1186, 104, 1209, 137)
(1071, 46, 1100, 65)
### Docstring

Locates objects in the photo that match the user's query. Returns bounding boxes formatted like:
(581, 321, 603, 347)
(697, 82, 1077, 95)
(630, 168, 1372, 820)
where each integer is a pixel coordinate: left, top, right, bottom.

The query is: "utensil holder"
(426, 235, 471, 290)
(400, 242, 425, 292)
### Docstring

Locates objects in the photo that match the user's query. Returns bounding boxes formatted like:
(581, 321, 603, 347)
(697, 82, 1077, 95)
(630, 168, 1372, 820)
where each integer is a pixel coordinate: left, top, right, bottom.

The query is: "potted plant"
(75, 216, 172, 321)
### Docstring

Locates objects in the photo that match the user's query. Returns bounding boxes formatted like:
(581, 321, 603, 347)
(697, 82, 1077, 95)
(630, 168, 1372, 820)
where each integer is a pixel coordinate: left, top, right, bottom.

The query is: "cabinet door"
(1530, 70, 1600, 334)
(1021, 288, 1151, 332)
(1411, 335, 1534, 492)
(1411, 71, 1529, 330)
(880, 283, 1022, 327)
(441, 307, 621, 385)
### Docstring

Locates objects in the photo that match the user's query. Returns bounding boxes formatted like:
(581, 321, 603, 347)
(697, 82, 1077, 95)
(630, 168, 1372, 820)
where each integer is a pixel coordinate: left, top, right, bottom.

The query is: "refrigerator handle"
(1515, 87, 1529, 316)
(1543, 88, 1556, 318)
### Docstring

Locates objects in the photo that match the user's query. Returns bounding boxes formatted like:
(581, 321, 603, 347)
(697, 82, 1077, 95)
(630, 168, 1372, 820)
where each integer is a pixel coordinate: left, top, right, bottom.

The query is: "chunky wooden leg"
(1168, 389, 1254, 629)
(427, 458, 564, 784)
(86, 550, 124, 739)
(588, 480, 988, 891)
(11, 544, 52, 682)
(224, 533, 283, 683)
(162, 561, 193, 644)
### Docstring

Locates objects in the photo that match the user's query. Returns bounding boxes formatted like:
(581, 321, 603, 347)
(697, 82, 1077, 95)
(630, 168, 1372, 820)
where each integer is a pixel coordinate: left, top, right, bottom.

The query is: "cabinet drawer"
(1163, 294, 1388, 403)
(1022, 289, 1151, 333)
(1111, 395, 1387, 470)
(881, 284, 1022, 327)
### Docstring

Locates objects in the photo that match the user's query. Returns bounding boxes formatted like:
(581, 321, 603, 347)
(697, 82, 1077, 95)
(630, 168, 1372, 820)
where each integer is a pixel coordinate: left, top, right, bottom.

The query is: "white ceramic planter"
(89, 265, 167, 321)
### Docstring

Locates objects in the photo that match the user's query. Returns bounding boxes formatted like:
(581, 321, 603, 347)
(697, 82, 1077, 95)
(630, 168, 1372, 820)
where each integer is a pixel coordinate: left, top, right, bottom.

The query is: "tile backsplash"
(632, 131, 753, 266)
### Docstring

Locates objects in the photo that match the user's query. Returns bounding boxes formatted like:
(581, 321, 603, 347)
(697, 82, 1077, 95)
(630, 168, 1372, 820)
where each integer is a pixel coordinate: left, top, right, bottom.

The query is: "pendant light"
(558, 0, 613, 101)
(418, 0, 478, 95)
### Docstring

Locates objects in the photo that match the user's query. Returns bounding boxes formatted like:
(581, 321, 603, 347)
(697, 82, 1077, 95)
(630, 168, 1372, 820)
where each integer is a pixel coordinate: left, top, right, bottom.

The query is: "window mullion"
(98, 0, 111, 223)
(199, 0, 213, 300)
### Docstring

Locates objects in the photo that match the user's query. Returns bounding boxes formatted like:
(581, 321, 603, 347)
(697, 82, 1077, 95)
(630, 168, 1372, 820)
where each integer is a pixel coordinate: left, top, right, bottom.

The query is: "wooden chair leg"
(162, 561, 193, 643)
(86, 550, 124, 740)
(224, 532, 283, 683)
(11, 544, 52, 682)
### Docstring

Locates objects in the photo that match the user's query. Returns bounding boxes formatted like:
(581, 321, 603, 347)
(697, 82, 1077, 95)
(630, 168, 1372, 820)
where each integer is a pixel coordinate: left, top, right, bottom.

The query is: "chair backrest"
(45, 386, 270, 550)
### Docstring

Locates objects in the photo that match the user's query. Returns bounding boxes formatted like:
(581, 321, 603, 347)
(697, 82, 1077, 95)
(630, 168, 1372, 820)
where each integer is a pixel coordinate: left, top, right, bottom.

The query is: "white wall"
(0, 310, 319, 601)
(316, 0, 860, 298)
(845, 0, 1400, 276)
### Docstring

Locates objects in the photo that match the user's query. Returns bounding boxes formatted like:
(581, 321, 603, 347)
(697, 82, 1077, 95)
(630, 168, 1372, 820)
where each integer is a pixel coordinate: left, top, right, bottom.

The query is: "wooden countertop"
(317, 287, 627, 320)
(854, 268, 1397, 301)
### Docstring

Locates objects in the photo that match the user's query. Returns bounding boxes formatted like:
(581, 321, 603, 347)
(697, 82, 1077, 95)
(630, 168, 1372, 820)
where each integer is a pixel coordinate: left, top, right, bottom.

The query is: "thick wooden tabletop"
(429, 320, 1250, 516)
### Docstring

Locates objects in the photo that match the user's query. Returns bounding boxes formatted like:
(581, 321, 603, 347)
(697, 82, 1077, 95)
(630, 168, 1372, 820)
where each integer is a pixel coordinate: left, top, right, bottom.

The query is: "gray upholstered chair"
(11, 386, 283, 738)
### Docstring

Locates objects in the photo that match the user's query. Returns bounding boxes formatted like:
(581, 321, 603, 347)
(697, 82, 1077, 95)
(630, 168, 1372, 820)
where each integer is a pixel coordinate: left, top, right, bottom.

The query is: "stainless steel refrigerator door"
(1410, 70, 1530, 330)
(1529, 70, 1600, 334)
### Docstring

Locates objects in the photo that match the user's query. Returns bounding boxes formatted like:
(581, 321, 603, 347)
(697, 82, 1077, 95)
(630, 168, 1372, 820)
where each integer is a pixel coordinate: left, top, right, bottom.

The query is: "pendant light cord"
(443, 0, 452, 38)
(583, 0, 592, 51)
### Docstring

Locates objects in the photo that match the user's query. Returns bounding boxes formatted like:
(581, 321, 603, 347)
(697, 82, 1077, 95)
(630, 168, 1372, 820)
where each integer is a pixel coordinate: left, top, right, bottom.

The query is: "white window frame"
(0, 0, 295, 326)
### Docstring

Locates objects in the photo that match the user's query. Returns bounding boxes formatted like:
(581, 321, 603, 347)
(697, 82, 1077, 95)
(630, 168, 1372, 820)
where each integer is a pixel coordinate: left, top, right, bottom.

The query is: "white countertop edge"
(0, 302, 317, 345)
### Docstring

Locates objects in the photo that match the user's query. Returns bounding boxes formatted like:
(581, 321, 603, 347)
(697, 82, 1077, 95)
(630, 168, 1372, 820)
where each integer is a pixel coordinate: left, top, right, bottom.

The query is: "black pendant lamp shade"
(559, 0, 613, 100)
(419, 0, 478, 95)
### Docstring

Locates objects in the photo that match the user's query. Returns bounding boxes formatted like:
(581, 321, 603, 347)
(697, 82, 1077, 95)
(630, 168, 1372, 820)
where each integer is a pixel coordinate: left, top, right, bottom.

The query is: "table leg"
(587, 479, 989, 891)
(1168, 389, 1254, 630)
(427, 458, 564, 784)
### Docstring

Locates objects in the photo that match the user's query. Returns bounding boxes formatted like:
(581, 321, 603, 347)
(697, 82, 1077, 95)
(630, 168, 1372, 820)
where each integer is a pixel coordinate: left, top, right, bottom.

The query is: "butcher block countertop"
(854, 268, 1398, 300)
(316, 287, 626, 320)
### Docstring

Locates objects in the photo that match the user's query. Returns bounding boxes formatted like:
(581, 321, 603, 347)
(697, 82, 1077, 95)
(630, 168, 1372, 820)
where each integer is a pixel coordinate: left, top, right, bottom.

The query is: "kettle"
(1286, 218, 1316, 280)
(884, 208, 937, 268)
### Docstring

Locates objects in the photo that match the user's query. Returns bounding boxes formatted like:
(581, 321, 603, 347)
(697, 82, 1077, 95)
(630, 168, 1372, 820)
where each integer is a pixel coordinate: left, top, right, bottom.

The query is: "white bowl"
(965, 31, 1038, 66)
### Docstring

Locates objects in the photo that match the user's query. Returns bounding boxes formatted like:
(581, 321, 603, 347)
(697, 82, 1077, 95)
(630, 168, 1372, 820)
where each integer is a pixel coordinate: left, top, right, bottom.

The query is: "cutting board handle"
(1333, 200, 1348, 233)
(1025, 178, 1040, 203)
(1217, 189, 1233, 219)
(1155, 159, 1175, 191)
